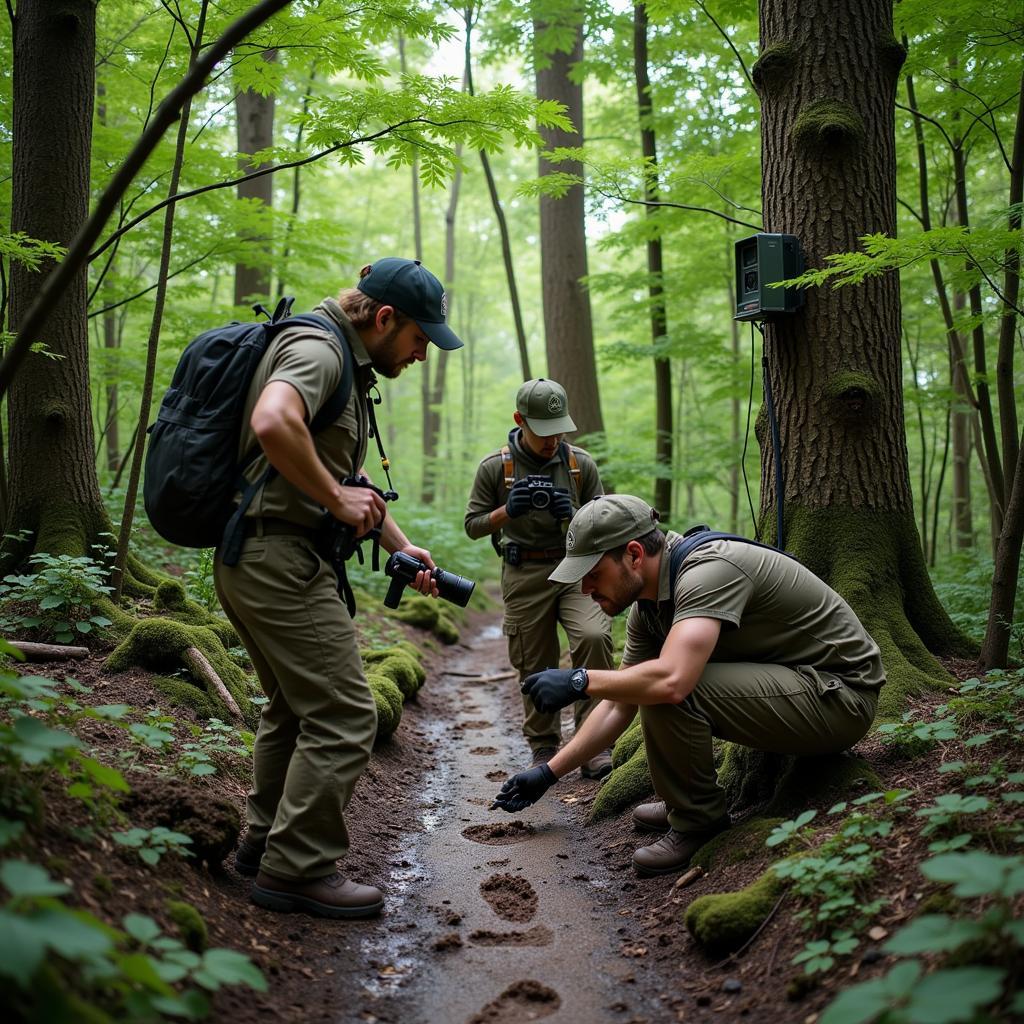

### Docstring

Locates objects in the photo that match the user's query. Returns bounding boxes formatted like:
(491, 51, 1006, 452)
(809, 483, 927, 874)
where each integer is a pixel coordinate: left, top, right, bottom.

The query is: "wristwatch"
(569, 667, 589, 695)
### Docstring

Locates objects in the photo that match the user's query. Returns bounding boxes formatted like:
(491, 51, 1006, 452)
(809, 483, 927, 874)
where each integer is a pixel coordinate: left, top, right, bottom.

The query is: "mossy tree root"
(588, 746, 653, 821)
(611, 714, 642, 768)
(106, 618, 259, 727)
(362, 642, 427, 743)
(684, 865, 785, 957)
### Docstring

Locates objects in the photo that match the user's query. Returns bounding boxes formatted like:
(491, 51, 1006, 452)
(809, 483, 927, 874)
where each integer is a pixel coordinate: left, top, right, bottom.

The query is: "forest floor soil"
(12, 608, 1015, 1024)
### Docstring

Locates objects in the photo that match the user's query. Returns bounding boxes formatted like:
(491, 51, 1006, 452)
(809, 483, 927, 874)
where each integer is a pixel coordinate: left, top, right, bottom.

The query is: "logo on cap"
(547, 394, 562, 413)
(440, 292, 448, 318)
(566, 529, 576, 551)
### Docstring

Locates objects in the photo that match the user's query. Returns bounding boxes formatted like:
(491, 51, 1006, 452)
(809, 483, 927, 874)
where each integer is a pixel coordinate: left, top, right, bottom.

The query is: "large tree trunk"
(534, 9, 604, 437)
(233, 49, 277, 308)
(5, 0, 108, 561)
(754, 0, 971, 716)
(633, 1, 672, 519)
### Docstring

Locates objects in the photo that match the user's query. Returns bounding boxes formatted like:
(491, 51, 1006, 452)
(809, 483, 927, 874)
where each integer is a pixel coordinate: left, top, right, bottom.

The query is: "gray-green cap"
(548, 495, 661, 584)
(516, 378, 576, 437)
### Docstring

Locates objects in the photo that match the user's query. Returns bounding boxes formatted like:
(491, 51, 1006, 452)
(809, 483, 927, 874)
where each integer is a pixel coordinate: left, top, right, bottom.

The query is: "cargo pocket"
(503, 619, 527, 674)
(285, 539, 324, 588)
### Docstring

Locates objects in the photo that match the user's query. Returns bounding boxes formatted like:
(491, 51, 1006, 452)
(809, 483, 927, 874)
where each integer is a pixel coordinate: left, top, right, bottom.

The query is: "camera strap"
(366, 385, 396, 496)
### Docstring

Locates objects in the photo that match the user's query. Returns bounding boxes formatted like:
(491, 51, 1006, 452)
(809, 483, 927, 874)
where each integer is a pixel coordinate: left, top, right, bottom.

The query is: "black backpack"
(143, 304, 353, 565)
(668, 525, 795, 599)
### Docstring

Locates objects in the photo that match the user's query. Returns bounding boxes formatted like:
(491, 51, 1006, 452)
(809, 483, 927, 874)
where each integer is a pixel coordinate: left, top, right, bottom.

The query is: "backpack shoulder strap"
(500, 445, 516, 490)
(559, 442, 581, 501)
(667, 526, 795, 604)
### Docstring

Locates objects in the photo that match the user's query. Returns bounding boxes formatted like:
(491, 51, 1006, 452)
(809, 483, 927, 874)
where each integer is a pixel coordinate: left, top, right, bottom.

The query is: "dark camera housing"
(383, 551, 475, 609)
(524, 474, 555, 510)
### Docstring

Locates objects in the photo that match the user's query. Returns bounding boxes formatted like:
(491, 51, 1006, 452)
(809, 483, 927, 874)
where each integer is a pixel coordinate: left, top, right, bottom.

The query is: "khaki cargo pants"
(640, 662, 878, 832)
(501, 559, 614, 752)
(214, 531, 377, 881)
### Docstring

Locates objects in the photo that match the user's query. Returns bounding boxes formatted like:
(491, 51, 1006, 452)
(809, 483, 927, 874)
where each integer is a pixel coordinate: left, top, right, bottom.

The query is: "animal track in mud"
(467, 980, 561, 1024)
(479, 873, 538, 922)
(485, 770, 508, 782)
(455, 720, 491, 731)
(469, 925, 553, 947)
(468, 746, 499, 755)
(462, 821, 534, 846)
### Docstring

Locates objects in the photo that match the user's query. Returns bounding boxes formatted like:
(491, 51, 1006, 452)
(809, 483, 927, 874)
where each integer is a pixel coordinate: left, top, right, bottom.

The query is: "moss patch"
(588, 746, 653, 822)
(387, 593, 461, 644)
(152, 580, 237, 648)
(685, 865, 784, 957)
(791, 100, 866, 157)
(106, 618, 258, 726)
(362, 647, 425, 699)
(751, 41, 796, 94)
(611, 715, 643, 769)
(150, 675, 221, 720)
(165, 899, 208, 953)
(367, 673, 402, 741)
(691, 817, 784, 871)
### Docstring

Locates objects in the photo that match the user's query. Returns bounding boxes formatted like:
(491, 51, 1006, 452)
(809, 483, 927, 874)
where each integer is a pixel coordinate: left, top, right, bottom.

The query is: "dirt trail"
(351, 617, 649, 1024)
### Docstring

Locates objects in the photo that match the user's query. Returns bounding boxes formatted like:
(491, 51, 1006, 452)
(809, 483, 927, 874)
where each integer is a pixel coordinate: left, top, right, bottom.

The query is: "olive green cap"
(515, 378, 576, 437)
(548, 495, 661, 584)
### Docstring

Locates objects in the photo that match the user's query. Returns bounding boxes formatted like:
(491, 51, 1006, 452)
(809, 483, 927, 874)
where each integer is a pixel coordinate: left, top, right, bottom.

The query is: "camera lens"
(433, 568, 475, 608)
(744, 270, 758, 292)
(530, 490, 551, 510)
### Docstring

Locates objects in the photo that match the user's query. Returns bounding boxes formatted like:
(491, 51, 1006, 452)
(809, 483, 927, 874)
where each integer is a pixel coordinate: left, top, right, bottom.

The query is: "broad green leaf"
(0, 819, 25, 848)
(116, 951, 175, 994)
(194, 948, 267, 991)
(35, 908, 113, 963)
(922, 852, 1024, 898)
(904, 966, 1005, 1023)
(123, 913, 162, 945)
(0, 860, 70, 898)
(77, 756, 130, 793)
(87, 703, 131, 720)
(0, 909, 48, 983)
(883, 915, 987, 954)
(819, 977, 894, 1024)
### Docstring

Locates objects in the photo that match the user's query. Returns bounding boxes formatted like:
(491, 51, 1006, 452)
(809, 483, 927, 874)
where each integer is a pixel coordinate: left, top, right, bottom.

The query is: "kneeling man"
(492, 495, 884, 876)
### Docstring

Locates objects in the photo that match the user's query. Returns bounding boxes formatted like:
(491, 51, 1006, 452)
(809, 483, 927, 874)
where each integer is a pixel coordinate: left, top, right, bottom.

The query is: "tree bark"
(534, 8, 604, 437)
(633, 1, 672, 519)
(5, 0, 107, 565)
(234, 48, 277, 308)
(754, 0, 971, 714)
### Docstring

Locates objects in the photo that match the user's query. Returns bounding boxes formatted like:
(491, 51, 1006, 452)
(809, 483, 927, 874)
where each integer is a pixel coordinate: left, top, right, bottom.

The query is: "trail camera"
(734, 233, 804, 321)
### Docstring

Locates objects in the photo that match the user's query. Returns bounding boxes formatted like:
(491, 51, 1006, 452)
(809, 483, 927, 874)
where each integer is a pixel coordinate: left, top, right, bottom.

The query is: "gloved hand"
(490, 763, 556, 812)
(549, 487, 573, 522)
(522, 667, 589, 713)
(505, 478, 534, 519)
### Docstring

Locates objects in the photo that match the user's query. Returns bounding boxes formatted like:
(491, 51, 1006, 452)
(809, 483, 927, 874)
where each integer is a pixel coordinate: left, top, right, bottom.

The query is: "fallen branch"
(651, 866, 706, 913)
(443, 669, 517, 682)
(7, 641, 89, 661)
(183, 645, 243, 722)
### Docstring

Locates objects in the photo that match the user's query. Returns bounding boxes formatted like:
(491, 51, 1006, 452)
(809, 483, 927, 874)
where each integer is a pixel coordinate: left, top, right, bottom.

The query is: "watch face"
(571, 669, 587, 692)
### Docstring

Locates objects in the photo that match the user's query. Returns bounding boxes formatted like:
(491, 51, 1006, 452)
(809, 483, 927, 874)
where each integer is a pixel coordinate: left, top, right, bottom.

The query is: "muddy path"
(316, 611, 677, 1024)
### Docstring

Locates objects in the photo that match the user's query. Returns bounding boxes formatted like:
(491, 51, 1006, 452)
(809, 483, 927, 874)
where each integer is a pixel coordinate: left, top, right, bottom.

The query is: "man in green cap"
(216, 258, 462, 918)
(464, 378, 615, 777)
(491, 494, 883, 876)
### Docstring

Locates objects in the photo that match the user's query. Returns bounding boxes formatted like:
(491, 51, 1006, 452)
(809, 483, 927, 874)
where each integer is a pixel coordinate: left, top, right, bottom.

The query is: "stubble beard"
(369, 321, 413, 379)
(591, 563, 644, 617)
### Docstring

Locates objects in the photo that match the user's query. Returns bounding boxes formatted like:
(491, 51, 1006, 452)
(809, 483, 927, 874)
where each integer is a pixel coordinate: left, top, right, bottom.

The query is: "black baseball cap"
(356, 257, 463, 350)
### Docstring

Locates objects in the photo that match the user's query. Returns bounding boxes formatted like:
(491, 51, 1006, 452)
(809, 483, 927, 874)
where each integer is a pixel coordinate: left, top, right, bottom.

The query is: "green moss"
(791, 100, 866, 156)
(164, 899, 208, 953)
(154, 579, 188, 611)
(685, 865, 785, 956)
(368, 673, 403, 741)
(751, 41, 796, 94)
(151, 675, 221, 719)
(106, 617, 258, 726)
(719, 747, 790, 810)
(388, 593, 461, 644)
(92, 873, 113, 895)
(588, 746, 653, 822)
(362, 647, 425, 699)
(611, 715, 642, 769)
(152, 581, 238, 648)
(691, 818, 784, 871)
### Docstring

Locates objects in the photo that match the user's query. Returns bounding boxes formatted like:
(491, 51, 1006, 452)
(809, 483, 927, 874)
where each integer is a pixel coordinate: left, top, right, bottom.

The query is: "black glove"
(505, 478, 534, 519)
(522, 667, 589, 713)
(549, 487, 573, 521)
(491, 763, 556, 812)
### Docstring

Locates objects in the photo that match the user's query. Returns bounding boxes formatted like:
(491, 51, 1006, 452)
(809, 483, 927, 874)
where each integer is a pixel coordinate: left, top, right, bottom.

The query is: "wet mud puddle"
(355, 618, 622, 1024)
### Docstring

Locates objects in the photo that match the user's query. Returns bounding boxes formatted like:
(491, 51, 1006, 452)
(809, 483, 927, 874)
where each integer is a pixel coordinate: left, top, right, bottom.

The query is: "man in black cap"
(217, 258, 461, 918)
(491, 494, 882, 877)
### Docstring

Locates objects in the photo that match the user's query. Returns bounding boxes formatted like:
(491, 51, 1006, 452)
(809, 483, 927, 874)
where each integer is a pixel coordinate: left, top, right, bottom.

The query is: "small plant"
(877, 710, 957, 757)
(176, 719, 252, 777)
(113, 826, 193, 865)
(793, 928, 859, 974)
(184, 549, 218, 612)
(0, 548, 114, 643)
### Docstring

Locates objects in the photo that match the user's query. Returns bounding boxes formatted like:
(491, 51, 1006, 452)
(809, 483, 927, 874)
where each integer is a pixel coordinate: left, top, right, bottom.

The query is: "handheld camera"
(383, 551, 475, 609)
(523, 474, 555, 510)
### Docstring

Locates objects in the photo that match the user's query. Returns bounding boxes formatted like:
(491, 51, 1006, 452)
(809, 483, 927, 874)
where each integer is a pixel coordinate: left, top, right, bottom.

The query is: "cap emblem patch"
(566, 529, 576, 551)
(440, 292, 448, 318)
(547, 394, 562, 413)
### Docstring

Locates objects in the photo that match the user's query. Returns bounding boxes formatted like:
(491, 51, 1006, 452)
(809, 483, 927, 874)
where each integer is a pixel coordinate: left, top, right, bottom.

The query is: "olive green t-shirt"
(236, 299, 375, 529)
(464, 432, 604, 551)
(620, 532, 885, 690)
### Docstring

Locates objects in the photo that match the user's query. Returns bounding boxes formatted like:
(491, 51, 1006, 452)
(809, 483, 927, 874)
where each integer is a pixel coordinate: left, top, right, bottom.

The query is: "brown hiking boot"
(233, 837, 265, 877)
(529, 745, 559, 767)
(251, 870, 384, 919)
(632, 816, 731, 877)
(632, 800, 669, 833)
(580, 749, 613, 780)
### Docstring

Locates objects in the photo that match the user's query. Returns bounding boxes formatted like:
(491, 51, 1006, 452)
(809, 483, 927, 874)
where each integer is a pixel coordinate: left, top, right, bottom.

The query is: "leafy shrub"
(0, 549, 114, 643)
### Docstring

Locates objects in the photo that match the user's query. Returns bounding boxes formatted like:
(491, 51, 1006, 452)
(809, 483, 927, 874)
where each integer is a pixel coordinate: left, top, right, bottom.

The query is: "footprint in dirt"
(479, 873, 538, 923)
(467, 980, 560, 1024)
(469, 746, 499, 755)
(485, 770, 508, 782)
(462, 821, 535, 846)
(469, 925, 553, 947)
(455, 720, 492, 731)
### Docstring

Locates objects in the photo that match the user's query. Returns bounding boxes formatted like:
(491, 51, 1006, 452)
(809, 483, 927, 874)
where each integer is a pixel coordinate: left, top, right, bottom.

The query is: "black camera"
(316, 475, 396, 564)
(524, 474, 555, 510)
(383, 551, 475, 609)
